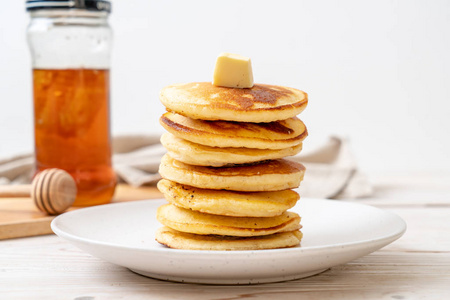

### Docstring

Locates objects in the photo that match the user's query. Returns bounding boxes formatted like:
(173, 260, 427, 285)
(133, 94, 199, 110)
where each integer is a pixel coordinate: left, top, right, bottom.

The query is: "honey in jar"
(33, 69, 116, 206)
(27, 1, 115, 206)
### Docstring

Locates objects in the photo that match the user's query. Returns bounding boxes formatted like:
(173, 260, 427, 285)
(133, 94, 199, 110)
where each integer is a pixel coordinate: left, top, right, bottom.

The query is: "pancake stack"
(156, 82, 308, 250)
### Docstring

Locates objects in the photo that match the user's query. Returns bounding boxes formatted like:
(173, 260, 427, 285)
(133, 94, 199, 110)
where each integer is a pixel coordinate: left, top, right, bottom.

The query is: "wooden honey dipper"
(0, 168, 77, 215)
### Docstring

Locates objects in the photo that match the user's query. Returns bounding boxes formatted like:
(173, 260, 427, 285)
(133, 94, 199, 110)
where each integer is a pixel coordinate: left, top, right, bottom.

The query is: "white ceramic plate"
(51, 198, 406, 284)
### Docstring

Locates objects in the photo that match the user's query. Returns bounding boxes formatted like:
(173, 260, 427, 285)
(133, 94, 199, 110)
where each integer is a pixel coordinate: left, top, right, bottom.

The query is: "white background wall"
(1, 0, 449, 173)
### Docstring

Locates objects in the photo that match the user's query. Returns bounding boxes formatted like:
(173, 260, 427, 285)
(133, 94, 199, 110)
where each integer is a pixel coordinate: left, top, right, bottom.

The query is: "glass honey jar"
(26, 0, 116, 206)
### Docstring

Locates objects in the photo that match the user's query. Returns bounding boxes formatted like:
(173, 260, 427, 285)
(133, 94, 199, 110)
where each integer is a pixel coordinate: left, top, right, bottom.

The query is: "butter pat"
(213, 53, 254, 88)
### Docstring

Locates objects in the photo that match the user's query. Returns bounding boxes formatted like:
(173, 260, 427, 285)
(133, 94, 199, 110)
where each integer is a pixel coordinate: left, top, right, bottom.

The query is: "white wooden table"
(1, 172, 449, 299)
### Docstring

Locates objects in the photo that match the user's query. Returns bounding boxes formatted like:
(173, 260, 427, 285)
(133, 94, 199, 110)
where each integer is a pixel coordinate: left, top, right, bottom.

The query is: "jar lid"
(26, 0, 111, 13)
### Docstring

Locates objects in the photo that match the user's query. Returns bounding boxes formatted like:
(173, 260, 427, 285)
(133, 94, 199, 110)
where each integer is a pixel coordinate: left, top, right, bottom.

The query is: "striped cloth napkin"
(0, 135, 372, 199)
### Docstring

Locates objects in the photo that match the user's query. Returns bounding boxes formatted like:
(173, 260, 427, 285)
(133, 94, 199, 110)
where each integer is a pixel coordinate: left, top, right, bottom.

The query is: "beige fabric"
(0, 134, 371, 199)
(292, 136, 373, 199)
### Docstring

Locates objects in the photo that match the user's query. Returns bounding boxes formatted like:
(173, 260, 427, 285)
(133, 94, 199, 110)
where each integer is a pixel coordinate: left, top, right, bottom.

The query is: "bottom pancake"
(155, 226, 303, 251)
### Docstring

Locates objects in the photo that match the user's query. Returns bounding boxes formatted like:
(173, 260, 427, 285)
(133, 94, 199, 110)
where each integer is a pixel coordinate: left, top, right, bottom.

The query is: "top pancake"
(160, 82, 308, 122)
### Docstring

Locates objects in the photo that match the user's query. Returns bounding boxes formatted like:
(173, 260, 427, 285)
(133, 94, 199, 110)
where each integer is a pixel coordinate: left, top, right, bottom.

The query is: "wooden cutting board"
(0, 184, 163, 240)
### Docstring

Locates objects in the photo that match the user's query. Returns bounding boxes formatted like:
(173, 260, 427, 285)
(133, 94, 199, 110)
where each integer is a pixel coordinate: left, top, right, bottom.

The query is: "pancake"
(160, 82, 308, 123)
(160, 112, 307, 150)
(161, 132, 303, 167)
(158, 154, 306, 192)
(155, 226, 303, 251)
(156, 204, 301, 237)
(157, 179, 299, 217)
